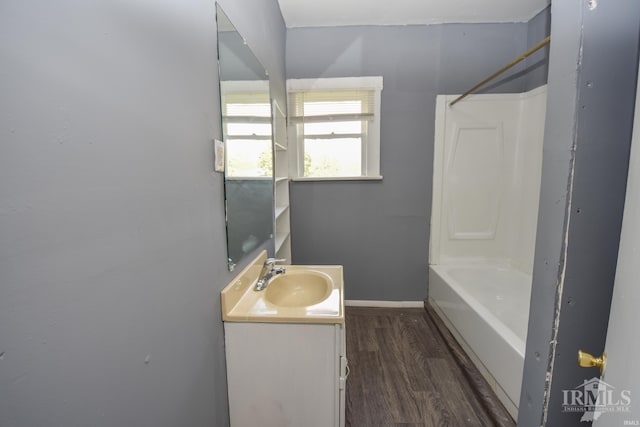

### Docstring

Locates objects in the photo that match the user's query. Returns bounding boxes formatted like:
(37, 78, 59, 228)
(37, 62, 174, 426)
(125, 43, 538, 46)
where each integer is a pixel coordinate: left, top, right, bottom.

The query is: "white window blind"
(289, 90, 375, 125)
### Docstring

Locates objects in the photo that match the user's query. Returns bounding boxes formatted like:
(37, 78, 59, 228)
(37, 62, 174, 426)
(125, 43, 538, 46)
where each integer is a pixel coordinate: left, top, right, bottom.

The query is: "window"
(220, 81, 272, 177)
(287, 77, 383, 180)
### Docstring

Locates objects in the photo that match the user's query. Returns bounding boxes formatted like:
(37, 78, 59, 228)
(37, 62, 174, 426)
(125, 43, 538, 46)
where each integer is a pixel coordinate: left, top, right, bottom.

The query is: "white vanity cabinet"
(224, 321, 347, 427)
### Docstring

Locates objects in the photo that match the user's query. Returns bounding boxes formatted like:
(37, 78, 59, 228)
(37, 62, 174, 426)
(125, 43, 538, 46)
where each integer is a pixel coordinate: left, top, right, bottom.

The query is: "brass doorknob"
(578, 350, 606, 375)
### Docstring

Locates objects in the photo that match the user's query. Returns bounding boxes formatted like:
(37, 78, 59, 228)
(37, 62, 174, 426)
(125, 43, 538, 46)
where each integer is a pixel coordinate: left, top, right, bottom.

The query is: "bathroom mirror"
(216, 4, 274, 270)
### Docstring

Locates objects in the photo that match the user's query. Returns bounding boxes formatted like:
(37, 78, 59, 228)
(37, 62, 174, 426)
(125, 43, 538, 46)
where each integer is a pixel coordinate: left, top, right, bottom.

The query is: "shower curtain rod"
(449, 36, 551, 107)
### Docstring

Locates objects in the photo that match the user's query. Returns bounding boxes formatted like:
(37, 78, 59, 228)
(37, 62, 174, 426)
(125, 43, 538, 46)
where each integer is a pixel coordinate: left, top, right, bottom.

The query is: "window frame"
(287, 76, 383, 181)
(220, 80, 273, 178)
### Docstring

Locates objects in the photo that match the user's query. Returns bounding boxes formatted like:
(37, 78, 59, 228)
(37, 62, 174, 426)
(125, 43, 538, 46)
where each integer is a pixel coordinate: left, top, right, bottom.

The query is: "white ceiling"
(277, 0, 550, 28)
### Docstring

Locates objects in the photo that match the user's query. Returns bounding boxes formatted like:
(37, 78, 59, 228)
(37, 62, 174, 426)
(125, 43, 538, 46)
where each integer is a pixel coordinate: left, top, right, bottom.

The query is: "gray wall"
(519, 1, 640, 426)
(0, 1, 285, 426)
(524, 7, 551, 91)
(220, 2, 287, 110)
(218, 32, 269, 81)
(287, 13, 550, 300)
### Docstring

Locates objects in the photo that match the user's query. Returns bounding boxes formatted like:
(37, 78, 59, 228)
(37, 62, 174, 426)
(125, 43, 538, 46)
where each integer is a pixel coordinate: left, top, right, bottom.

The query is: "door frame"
(518, 1, 640, 426)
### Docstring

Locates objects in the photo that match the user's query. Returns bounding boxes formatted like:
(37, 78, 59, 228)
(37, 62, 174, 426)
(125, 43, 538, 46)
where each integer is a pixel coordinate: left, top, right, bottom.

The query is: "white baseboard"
(344, 300, 425, 308)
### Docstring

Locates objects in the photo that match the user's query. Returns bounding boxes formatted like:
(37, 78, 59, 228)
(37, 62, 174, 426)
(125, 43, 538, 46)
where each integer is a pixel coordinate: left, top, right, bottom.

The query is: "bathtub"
(428, 263, 532, 418)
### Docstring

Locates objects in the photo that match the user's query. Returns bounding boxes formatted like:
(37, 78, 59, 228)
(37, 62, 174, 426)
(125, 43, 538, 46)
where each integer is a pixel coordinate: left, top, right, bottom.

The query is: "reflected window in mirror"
(221, 84, 273, 177)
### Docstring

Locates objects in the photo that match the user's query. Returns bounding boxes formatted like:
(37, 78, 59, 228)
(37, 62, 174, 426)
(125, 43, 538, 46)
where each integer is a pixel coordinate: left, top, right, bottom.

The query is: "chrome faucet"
(255, 258, 286, 291)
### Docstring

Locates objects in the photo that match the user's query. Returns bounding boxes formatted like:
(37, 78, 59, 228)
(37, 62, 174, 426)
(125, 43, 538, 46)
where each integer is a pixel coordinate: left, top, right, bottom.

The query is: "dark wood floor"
(344, 307, 515, 427)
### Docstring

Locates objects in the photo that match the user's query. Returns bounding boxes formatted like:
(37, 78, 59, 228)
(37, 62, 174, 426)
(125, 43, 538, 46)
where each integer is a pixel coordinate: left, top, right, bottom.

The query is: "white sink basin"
(264, 270, 333, 307)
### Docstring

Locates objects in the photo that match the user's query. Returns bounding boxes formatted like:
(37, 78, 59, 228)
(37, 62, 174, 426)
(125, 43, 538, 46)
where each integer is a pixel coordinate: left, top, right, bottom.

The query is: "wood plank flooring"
(344, 307, 515, 427)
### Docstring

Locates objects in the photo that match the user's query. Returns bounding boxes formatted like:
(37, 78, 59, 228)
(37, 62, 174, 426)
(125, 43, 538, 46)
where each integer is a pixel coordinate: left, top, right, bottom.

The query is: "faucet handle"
(264, 258, 286, 265)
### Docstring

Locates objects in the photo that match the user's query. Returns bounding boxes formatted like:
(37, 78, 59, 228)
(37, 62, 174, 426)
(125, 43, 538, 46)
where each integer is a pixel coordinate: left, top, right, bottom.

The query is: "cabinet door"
(225, 322, 340, 427)
(338, 323, 347, 427)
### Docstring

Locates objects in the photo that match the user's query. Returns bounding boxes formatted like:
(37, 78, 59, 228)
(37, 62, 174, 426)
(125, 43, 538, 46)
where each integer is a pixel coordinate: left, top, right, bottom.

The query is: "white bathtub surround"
(431, 85, 547, 271)
(429, 86, 547, 418)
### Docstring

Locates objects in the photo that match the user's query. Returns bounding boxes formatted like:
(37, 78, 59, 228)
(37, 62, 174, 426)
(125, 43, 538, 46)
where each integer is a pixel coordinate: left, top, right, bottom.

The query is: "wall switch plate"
(214, 139, 225, 172)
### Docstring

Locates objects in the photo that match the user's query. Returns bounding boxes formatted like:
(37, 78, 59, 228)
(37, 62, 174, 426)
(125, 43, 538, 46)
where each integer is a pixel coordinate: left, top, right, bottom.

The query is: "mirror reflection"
(216, 4, 274, 270)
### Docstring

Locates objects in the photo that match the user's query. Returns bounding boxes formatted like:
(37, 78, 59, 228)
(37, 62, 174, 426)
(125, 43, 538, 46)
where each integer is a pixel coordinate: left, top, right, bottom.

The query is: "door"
(590, 60, 640, 426)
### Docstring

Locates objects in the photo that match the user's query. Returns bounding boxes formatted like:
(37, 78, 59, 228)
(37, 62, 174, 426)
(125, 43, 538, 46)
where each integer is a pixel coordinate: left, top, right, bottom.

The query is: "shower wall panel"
(431, 86, 547, 272)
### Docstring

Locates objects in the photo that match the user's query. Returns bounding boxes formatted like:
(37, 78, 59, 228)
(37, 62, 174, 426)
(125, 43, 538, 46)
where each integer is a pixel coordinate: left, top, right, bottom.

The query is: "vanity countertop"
(221, 250, 344, 324)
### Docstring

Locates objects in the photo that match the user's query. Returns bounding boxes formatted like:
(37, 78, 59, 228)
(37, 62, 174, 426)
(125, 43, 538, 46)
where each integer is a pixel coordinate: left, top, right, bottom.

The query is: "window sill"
(291, 176, 383, 182)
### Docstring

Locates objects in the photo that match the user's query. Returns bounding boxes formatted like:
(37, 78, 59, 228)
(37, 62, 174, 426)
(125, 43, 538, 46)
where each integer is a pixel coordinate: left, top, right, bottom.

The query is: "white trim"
(220, 80, 269, 94)
(430, 95, 447, 265)
(345, 300, 424, 308)
(287, 76, 383, 92)
(291, 176, 383, 182)
(225, 176, 272, 181)
(367, 86, 382, 176)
